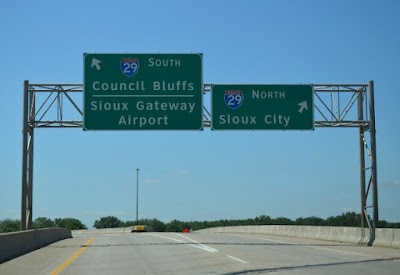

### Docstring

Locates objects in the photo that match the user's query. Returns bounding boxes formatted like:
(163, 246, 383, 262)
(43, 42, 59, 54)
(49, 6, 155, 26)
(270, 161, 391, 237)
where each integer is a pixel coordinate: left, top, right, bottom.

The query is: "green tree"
(165, 219, 185, 232)
(93, 216, 123, 229)
(255, 215, 272, 225)
(55, 218, 87, 230)
(146, 218, 166, 232)
(325, 212, 361, 227)
(272, 217, 293, 225)
(32, 217, 55, 229)
(386, 222, 400, 228)
(295, 216, 325, 226)
(0, 219, 20, 233)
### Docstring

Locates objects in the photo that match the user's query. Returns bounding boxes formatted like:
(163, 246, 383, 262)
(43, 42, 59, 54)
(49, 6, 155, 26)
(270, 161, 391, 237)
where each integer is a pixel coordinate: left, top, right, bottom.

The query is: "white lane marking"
(226, 255, 248, 264)
(147, 233, 218, 253)
(174, 233, 219, 252)
(147, 233, 185, 243)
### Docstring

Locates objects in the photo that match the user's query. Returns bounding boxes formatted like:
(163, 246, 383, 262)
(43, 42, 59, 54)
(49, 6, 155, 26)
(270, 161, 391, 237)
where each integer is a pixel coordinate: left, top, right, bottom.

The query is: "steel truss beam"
(21, 81, 378, 245)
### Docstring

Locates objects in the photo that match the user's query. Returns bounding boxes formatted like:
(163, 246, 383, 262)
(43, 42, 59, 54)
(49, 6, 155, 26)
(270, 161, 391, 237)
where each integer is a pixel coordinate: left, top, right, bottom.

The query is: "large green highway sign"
(212, 84, 314, 130)
(84, 53, 203, 130)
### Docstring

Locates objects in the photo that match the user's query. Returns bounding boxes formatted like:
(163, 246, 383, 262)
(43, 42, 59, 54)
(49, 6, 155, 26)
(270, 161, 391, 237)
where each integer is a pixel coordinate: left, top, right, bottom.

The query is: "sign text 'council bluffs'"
(84, 53, 203, 130)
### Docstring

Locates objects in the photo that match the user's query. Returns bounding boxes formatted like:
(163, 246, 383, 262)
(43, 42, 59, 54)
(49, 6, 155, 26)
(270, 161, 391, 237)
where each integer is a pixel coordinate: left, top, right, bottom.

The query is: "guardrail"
(0, 228, 72, 264)
(71, 227, 131, 235)
(197, 225, 400, 248)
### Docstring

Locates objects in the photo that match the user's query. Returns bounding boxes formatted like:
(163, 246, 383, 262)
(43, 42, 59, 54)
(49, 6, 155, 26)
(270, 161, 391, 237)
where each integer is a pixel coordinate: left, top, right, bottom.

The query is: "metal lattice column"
(21, 81, 35, 230)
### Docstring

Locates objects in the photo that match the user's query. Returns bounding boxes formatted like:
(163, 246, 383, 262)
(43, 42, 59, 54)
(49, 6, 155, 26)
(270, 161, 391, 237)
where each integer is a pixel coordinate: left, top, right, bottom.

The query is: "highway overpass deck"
(1, 231, 400, 274)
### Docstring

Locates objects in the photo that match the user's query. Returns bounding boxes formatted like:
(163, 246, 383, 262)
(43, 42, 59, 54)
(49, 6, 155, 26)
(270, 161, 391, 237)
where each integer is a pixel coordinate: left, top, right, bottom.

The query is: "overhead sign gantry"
(21, 52, 378, 246)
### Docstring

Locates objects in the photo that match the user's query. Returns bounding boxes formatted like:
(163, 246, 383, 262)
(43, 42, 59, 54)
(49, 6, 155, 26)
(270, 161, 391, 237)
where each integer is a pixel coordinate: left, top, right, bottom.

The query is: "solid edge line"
(51, 237, 94, 275)
(174, 233, 219, 252)
(148, 233, 218, 253)
(226, 255, 248, 264)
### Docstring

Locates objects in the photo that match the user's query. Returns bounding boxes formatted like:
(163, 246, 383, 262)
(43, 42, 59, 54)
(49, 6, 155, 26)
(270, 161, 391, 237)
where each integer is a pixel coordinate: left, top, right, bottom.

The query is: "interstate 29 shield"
(120, 57, 139, 77)
(224, 90, 244, 110)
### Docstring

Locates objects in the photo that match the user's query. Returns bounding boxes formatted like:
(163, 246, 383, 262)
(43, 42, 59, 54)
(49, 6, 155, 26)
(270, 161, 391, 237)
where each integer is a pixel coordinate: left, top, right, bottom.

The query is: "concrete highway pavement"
(1, 231, 400, 274)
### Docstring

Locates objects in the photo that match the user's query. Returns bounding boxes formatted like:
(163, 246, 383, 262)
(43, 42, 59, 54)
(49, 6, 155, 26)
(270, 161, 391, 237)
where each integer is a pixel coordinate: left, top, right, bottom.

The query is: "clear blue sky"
(1, 0, 399, 228)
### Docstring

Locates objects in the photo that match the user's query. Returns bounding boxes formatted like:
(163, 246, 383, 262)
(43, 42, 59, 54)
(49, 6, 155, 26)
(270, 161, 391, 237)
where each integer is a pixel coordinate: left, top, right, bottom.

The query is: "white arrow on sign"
(91, 58, 102, 70)
(297, 101, 308, 113)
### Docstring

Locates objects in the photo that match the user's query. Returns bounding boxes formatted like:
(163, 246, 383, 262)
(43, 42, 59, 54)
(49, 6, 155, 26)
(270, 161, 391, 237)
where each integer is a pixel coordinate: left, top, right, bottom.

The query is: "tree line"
(0, 217, 87, 233)
(1, 212, 399, 233)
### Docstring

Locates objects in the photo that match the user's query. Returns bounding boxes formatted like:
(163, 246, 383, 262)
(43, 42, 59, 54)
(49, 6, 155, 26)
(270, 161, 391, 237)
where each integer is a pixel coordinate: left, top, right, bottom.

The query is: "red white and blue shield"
(224, 90, 244, 110)
(120, 58, 139, 77)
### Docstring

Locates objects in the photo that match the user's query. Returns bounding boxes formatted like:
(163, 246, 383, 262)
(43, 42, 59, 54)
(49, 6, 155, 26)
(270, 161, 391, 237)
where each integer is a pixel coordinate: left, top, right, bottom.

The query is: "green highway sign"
(84, 53, 203, 130)
(211, 84, 314, 130)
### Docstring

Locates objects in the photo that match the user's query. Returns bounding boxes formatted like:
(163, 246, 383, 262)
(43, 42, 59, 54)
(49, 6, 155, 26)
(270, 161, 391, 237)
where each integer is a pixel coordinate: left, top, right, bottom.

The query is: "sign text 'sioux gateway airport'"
(84, 53, 203, 130)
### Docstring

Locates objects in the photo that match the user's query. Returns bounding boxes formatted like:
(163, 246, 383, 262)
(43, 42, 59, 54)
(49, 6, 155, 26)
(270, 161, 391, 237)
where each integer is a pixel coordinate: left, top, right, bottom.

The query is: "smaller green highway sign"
(84, 53, 203, 130)
(211, 84, 314, 130)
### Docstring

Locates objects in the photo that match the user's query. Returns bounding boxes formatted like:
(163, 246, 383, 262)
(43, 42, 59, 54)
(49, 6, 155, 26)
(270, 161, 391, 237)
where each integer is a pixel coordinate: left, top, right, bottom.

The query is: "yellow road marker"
(51, 237, 94, 275)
